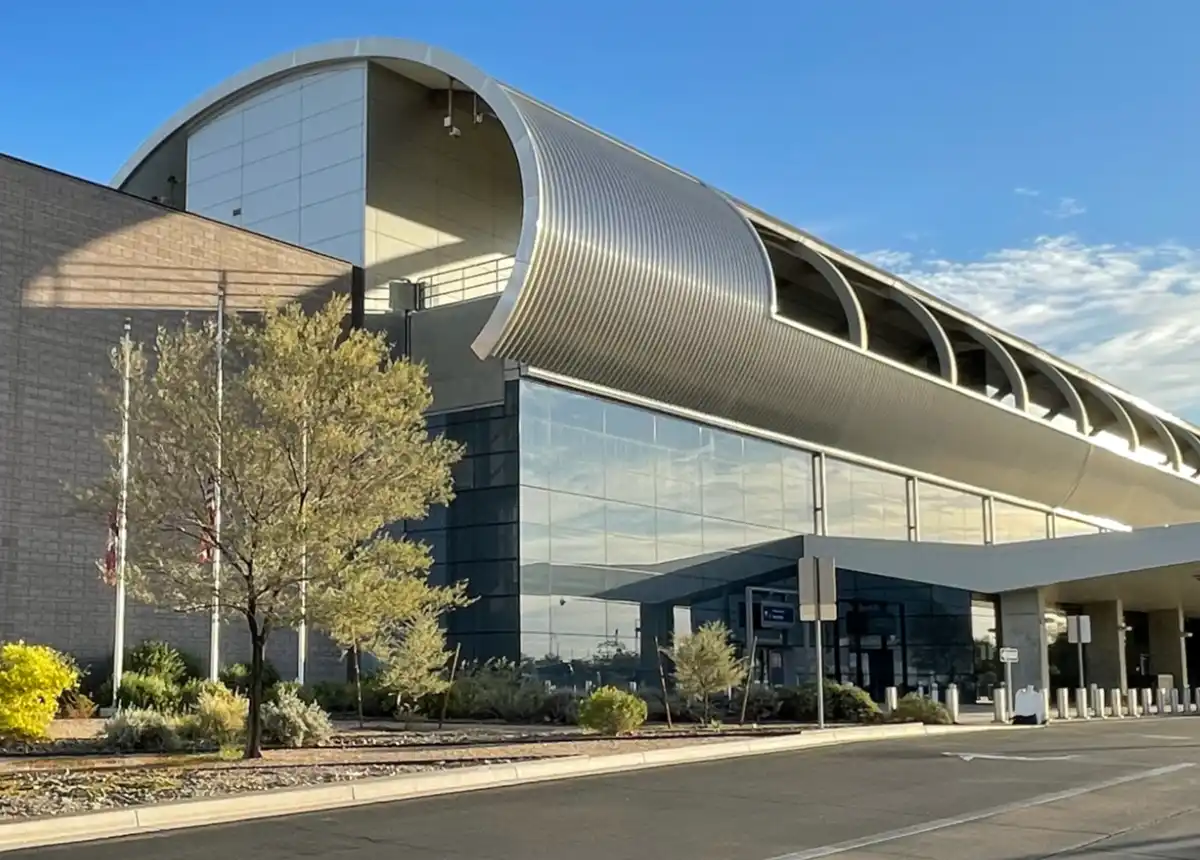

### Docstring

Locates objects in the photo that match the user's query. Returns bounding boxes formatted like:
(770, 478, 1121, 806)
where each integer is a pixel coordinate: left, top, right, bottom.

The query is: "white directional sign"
(798, 556, 837, 622)
(999, 647, 1019, 664)
(1066, 615, 1092, 645)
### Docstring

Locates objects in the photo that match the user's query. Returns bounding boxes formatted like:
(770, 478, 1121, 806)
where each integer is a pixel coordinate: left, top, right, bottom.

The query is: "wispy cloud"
(861, 236, 1200, 421)
(1046, 196, 1087, 219)
(1013, 187, 1041, 197)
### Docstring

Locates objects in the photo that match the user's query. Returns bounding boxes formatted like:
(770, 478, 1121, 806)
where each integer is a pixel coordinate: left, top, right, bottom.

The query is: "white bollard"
(1089, 683, 1100, 714)
(1056, 688, 1071, 720)
(1110, 688, 1123, 718)
(883, 686, 898, 715)
(993, 686, 1009, 723)
(1156, 687, 1168, 716)
(1075, 687, 1090, 720)
(946, 683, 960, 724)
(1142, 688, 1155, 715)
(1171, 688, 1182, 715)
(1094, 688, 1107, 719)
(1128, 688, 1141, 717)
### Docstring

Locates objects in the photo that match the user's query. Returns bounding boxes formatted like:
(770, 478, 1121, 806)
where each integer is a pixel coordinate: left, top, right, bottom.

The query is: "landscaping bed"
(0, 733, 742, 820)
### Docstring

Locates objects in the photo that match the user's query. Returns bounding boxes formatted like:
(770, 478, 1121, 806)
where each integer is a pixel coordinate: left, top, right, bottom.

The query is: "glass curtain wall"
(1054, 516, 1101, 538)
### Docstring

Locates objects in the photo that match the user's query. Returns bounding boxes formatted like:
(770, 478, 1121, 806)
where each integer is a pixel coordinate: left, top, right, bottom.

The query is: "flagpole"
(209, 282, 225, 681)
(297, 420, 308, 685)
(111, 318, 133, 709)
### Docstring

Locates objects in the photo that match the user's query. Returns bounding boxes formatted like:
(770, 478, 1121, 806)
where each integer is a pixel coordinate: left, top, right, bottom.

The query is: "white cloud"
(1014, 187, 1041, 197)
(861, 236, 1200, 421)
(1046, 196, 1087, 219)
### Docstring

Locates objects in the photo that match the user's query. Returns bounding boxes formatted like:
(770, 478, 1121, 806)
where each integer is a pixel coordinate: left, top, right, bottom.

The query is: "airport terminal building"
(11, 37, 1200, 697)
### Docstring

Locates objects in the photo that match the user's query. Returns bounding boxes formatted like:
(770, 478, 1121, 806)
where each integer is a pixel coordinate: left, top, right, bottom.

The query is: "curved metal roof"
(114, 37, 1200, 528)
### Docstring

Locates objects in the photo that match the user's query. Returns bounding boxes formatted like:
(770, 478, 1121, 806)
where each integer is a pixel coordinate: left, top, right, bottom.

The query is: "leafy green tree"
(86, 294, 460, 758)
(314, 546, 468, 726)
(372, 612, 458, 716)
(665, 621, 747, 722)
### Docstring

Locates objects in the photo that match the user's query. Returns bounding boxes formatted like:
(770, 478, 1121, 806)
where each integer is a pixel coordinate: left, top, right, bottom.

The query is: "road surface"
(12, 718, 1200, 859)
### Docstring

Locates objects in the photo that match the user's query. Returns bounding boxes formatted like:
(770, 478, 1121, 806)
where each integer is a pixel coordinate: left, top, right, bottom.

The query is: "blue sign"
(758, 603, 796, 629)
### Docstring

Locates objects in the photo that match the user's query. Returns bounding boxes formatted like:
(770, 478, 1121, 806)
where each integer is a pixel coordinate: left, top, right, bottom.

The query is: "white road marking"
(1138, 734, 1191, 741)
(760, 763, 1195, 860)
(941, 751, 1079, 762)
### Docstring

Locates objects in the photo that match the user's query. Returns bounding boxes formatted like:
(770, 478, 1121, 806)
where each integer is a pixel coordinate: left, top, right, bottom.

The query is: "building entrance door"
(861, 649, 895, 703)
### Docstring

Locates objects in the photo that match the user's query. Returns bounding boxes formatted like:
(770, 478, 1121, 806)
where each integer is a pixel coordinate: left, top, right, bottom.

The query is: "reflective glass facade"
(423, 377, 1114, 690)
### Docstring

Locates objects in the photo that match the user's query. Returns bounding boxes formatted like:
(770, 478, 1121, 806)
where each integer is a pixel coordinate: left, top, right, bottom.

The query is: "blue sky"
(4, 1, 1200, 415)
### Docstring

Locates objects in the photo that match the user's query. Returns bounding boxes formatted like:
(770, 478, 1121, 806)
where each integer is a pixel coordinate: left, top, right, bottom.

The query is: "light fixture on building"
(472, 93, 484, 125)
(444, 76, 461, 138)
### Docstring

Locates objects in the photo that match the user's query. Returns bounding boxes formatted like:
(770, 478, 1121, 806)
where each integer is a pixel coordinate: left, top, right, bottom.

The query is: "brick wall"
(0, 154, 356, 684)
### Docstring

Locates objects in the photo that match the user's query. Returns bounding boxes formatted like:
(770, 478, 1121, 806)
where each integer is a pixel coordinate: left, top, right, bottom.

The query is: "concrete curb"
(0, 722, 1017, 851)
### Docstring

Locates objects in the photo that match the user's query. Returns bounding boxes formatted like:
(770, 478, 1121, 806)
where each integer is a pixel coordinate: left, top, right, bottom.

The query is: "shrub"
(127, 640, 200, 685)
(778, 681, 881, 724)
(889, 693, 952, 726)
(539, 689, 583, 725)
(219, 660, 281, 695)
(179, 678, 230, 709)
(262, 686, 334, 748)
(0, 642, 80, 740)
(104, 708, 182, 751)
(665, 622, 747, 722)
(577, 686, 648, 735)
(439, 660, 549, 722)
(117, 671, 181, 713)
(192, 687, 248, 746)
(57, 689, 98, 719)
(733, 685, 782, 722)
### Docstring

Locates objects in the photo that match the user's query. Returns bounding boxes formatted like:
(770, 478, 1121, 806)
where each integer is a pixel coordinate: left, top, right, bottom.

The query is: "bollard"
(930, 682, 939, 703)
(1075, 687, 1090, 720)
(1194, 688, 1200, 714)
(993, 685, 1008, 723)
(1171, 688, 1182, 715)
(883, 686, 898, 715)
(1089, 683, 1100, 714)
(1142, 688, 1154, 715)
(1128, 688, 1140, 717)
(1155, 688, 1167, 716)
(946, 683, 960, 724)
(1094, 688, 1107, 719)
(1110, 688, 1123, 718)
(1056, 688, 1071, 720)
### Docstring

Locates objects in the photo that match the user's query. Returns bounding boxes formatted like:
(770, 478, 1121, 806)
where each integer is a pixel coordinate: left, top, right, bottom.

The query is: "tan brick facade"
(0, 154, 356, 684)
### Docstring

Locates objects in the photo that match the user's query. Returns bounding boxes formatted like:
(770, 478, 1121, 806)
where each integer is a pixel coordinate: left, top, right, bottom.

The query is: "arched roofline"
(785, 243, 868, 350)
(1025, 354, 1091, 435)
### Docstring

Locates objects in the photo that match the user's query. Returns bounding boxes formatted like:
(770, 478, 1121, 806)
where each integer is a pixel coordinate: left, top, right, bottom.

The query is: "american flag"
(198, 475, 217, 563)
(101, 507, 120, 586)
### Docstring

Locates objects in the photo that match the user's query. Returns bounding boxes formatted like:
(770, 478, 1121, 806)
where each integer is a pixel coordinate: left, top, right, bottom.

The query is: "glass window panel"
(603, 436, 656, 506)
(519, 415, 552, 488)
(551, 595, 609, 637)
(519, 594, 552, 633)
(656, 509, 704, 549)
(520, 632, 553, 661)
(655, 475, 702, 515)
(825, 459, 909, 540)
(705, 427, 745, 461)
(549, 526, 606, 566)
(1055, 516, 1100, 538)
(918, 482, 985, 544)
(783, 452, 816, 534)
(549, 424, 605, 496)
(993, 501, 1049, 543)
(550, 491, 606, 531)
(655, 414, 703, 453)
(454, 560, 518, 596)
(550, 387, 605, 431)
(520, 522, 550, 563)
(743, 439, 784, 528)
(519, 554, 550, 594)
(606, 600, 641, 644)
(605, 533, 657, 566)
(521, 486, 550, 525)
(703, 517, 747, 553)
(606, 500, 656, 539)
(701, 456, 745, 521)
(604, 400, 655, 441)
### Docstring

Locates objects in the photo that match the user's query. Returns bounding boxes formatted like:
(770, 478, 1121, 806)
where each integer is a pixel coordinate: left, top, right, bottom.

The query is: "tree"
(86, 294, 461, 758)
(664, 621, 747, 722)
(372, 612, 457, 716)
(314, 544, 468, 726)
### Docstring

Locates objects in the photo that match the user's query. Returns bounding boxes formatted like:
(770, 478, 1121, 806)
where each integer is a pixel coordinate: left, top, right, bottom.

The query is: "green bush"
(539, 689, 583, 725)
(127, 640, 201, 686)
(179, 678, 230, 709)
(778, 681, 881, 724)
(262, 686, 334, 747)
(57, 689, 98, 719)
(889, 693, 952, 725)
(578, 686, 648, 735)
(731, 685, 782, 722)
(0, 642, 80, 740)
(219, 660, 282, 695)
(192, 687, 248, 746)
(104, 708, 182, 751)
(310, 678, 392, 717)
(117, 671, 181, 713)
(638, 688, 701, 723)
(437, 660, 549, 722)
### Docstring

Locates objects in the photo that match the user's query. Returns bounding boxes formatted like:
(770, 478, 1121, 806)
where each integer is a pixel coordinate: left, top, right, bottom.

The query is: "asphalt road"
(14, 719, 1200, 860)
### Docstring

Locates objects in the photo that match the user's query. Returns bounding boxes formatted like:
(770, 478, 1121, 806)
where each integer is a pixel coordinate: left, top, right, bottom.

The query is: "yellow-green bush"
(577, 686, 648, 735)
(0, 642, 80, 740)
(193, 686, 248, 746)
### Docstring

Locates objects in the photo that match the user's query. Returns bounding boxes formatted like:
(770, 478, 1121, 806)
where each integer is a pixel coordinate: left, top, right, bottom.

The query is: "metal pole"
(815, 618, 826, 729)
(209, 282, 225, 681)
(1076, 641, 1086, 690)
(297, 421, 308, 685)
(111, 318, 133, 709)
(1004, 661, 1014, 717)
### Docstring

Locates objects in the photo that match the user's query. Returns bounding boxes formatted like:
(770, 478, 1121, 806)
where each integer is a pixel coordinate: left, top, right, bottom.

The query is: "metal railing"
(413, 256, 515, 309)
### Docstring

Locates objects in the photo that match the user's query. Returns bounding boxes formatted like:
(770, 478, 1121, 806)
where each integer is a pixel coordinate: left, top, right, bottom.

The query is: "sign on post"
(998, 647, 1018, 718)
(798, 557, 837, 730)
(1066, 616, 1092, 645)
(999, 647, 1019, 664)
